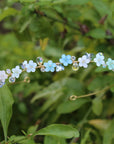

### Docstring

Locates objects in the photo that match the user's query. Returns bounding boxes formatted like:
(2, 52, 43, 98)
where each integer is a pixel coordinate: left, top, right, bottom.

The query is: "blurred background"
(0, 0, 114, 143)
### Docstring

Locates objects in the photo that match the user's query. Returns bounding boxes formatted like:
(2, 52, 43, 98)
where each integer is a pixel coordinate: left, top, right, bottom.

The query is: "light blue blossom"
(26, 60, 37, 73)
(44, 60, 56, 72)
(94, 53, 105, 66)
(59, 54, 72, 66)
(12, 66, 22, 78)
(106, 58, 114, 70)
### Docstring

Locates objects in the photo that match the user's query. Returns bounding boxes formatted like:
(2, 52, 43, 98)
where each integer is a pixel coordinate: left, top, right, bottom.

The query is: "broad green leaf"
(0, 85, 14, 141)
(92, 99, 103, 116)
(44, 136, 67, 144)
(0, 8, 18, 22)
(36, 92, 63, 117)
(31, 78, 84, 103)
(103, 120, 114, 144)
(31, 81, 63, 103)
(57, 98, 89, 114)
(87, 28, 106, 39)
(36, 124, 79, 138)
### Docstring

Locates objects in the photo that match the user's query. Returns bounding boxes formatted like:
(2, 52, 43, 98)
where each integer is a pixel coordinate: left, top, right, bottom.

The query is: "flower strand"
(0, 52, 114, 87)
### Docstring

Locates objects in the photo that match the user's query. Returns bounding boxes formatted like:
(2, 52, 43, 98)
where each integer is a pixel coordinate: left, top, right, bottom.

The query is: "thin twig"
(69, 86, 111, 101)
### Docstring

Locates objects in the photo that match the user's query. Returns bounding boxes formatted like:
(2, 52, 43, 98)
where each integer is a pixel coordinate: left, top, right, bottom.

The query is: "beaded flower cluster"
(0, 52, 114, 88)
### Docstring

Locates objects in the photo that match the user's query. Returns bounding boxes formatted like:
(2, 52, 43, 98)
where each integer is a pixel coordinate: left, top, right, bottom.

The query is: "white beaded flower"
(12, 66, 22, 78)
(0, 70, 8, 82)
(78, 55, 90, 68)
(26, 60, 37, 73)
(94, 53, 105, 66)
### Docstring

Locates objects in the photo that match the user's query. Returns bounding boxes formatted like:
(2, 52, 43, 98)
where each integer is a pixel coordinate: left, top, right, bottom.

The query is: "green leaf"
(103, 120, 114, 144)
(67, 0, 90, 5)
(8, 135, 36, 144)
(92, 0, 111, 16)
(87, 28, 106, 39)
(88, 76, 114, 91)
(0, 85, 14, 141)
(8, 136, 25, 143)
(44, 136, 67, 144)
(57, 98, 89, 114)
(92, 99, 103, 116)
(19, 0, 36, 2)
(19, 18, 32, 33)
(35, 0, 68, 5)
(36, 124, 79, 138)
(0, 8, 18, 22)
(27, 125, 38, 135)
(95, 66, 109, 73)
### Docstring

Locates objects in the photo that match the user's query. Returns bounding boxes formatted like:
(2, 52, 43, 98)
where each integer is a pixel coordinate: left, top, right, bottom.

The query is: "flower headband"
(0, 52, 114, 88)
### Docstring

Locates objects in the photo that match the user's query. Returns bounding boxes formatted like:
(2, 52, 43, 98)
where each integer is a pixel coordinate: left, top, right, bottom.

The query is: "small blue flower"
(106, 58, 114, 70)
(59, 54, 72, 66)
(26, 60, 37, 73)
(44, 60, 56, 72)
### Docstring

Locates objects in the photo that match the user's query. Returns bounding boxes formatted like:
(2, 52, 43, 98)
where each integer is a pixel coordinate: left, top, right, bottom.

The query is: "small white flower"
(94, 53, 105, 66)
(12, 66, 22, 78)
(78, 55, 90, 68)
(26, 60, 37, 73)
(0, 70, 8, 82)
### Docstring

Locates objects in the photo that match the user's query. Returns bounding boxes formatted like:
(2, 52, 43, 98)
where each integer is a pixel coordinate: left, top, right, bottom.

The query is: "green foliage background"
(0, 0, 114, 144)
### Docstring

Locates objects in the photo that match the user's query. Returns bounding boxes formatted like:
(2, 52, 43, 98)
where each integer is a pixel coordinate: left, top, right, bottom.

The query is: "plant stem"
(69, 86, 111, 101)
